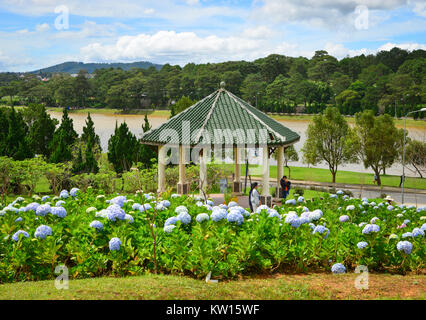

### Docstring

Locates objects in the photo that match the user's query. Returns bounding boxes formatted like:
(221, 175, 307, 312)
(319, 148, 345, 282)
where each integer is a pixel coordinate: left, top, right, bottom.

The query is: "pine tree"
(138, 114, 157, 168)
(84, 137, 99, 174)
(81, 112, 101, 151)
(25, 104, 57, 157)
(72, 146, 85, 174)
(5, 107, 33, 160)
(108, 121, 138, 173)
(49, 107, 78, 163)
(49, 130, 73, 163)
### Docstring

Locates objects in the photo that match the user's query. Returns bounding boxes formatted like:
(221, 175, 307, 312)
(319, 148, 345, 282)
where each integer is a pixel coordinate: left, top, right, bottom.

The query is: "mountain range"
(30, 61, 163, 74)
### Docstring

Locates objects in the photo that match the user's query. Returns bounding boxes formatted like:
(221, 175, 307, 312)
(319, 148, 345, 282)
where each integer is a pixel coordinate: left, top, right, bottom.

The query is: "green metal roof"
(141, 87, 300, 147)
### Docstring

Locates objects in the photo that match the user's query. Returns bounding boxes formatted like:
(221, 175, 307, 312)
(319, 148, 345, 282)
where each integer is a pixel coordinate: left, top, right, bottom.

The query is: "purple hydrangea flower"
(89, 220, 103, 231)
(396, 241, 413, 254)
(34, 225, 52, 239)
(12, 230, 29, 242)
(51, 206, 67, 218)
(109, 237, 121, 251)
(331, 263, 346, 274)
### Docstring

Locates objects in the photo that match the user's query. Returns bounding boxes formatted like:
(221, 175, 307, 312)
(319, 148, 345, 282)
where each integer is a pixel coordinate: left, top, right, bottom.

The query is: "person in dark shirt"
(280, 176, 291, 199)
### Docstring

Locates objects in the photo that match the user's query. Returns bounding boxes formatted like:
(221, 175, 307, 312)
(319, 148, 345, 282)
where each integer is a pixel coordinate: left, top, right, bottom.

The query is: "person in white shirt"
(249, 182, 260, 213)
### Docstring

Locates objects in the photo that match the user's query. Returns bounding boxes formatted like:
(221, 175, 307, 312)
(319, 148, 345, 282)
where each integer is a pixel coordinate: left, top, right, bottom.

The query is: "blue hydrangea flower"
(15, 197, 25, 203)
(132, 203, 141, 211)
(387, 205, 394, 211)
(211, 209, 227, 222)
(140, 203, 153, 212)
(110, 196, 126, 207)
(207, 200, 214, 206)
(35, 204, 51, 217)
(370, 217, 380, 224)
(175, 206, 188, 214)
(60, 190, 69, 199)
(402, 232, 413, 238)
(164, 225, 176, 233)
(12, 230, 29, 242)
(26, 202, 40, 212)
(268, 210, 281, 221)
(106, 204, 126, 222)
(339, 215, 350, 223)
(420, 223, 426, 232)
(227, 211, 244, 225)
(171, 194, 180, 198)
(342, 195, 349, 200)
(331, 263, 346, 274)
(313, 225, 330, 239)
(196, 201, 204, 207)
(256, 205, 271, 214)
(41, 196, 50, 202)
(396, 241, 413, 254)
(357, 241, 368, 249)
(90, 220, 103, 231)
(18, 207, 27, 213)
(165, 216, 179, 227)
(161, 200, 171, 208)
(177, 212, 191, 225)
(285, 199, 297, 206)
(403, 219, 410, 225)
(329, 194, 337, 199)
(34, 225, 52, 239)
(308, 209, 323, 221)
(55, 200, 66, 207)
(124, 214, 134, 223)
(196, 213, 210, 223)
(70, 188, 80, 197)
(362, 224, 380, 235)
(412, 228, 424, 238)
(228, 201, 238, 208)
(296, 196, 304, 203)
(346, 205, 355, 211)
(15, 217, 23, 222)
(109, 237, 121, 251)
(51, 206, 67, 218)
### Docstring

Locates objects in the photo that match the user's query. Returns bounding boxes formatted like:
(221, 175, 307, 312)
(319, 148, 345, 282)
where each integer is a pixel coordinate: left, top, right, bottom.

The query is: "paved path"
(211, 177, 426, 207)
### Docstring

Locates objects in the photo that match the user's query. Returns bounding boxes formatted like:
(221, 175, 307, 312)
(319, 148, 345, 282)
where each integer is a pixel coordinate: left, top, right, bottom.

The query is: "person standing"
(249, 182, 260, 213)
(280, 176, 291, 199)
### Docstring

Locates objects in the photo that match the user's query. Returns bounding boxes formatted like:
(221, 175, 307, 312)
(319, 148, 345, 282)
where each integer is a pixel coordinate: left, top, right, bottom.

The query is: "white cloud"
(80, 30, 280, 65)
(378, 42, 426, 51)
(35, 23, 50, 32)
(254, 0, 425, 29)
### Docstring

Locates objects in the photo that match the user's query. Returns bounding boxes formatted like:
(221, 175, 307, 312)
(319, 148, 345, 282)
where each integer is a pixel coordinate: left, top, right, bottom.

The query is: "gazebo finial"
(220, 81, 226, 89)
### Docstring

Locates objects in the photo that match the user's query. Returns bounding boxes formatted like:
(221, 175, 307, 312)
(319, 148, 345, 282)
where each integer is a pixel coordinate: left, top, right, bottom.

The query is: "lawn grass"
(220, 164, 425, 190)
(0, 273, 424, 300)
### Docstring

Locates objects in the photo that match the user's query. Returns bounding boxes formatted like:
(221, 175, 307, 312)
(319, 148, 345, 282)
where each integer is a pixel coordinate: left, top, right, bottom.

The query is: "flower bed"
(0, 189, 425, 283)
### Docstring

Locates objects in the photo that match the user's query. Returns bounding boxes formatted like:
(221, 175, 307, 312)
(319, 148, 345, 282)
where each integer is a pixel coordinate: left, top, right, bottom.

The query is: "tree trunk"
(286, 165, 291, 179)
(331, 171, 336, 183)
(375, 170, 382, 186)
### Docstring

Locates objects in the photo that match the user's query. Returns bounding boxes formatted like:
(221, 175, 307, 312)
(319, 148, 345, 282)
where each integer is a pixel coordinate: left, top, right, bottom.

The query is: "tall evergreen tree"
(108, 121, 138, 173)
(84, 137, 99, 174)
(49, 107, 78, 163)
(24, 103, 57, 157)
(5, 107, 33, 160)
(137, 114, 157, 168)
(81, 112, 101, 151)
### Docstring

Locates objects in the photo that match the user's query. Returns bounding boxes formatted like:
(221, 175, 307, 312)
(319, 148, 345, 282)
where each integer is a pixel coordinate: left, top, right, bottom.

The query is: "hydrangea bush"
(0, 189, 424, 283)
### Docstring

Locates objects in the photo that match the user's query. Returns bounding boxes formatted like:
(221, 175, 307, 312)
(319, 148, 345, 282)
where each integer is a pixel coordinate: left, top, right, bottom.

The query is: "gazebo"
(141, 82, 300, 206)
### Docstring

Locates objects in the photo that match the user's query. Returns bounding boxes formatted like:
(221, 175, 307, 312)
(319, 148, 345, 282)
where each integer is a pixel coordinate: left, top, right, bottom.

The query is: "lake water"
(48, 111, 426, 177)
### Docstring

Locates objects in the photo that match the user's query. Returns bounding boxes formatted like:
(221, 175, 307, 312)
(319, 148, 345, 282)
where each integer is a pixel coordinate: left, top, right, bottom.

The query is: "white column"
(178, 145, 186, 185)
(234, 146, 241, 183)
(200, 148, 207, 194)
(157, 145, 166, 193)
(277, 146, 284, 194)
(262, 146, 270, 197)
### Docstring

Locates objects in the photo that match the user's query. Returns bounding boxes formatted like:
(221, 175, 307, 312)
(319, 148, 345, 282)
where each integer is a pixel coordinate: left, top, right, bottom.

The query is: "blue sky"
(0, 0, 425, 71)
